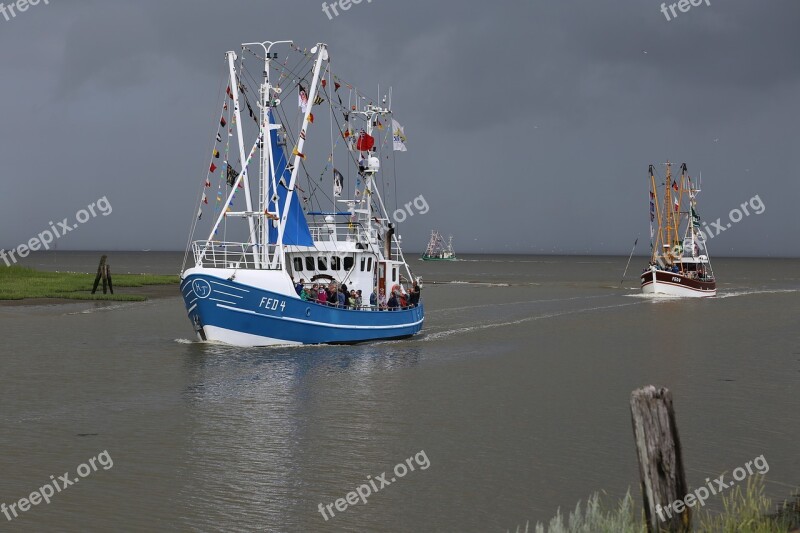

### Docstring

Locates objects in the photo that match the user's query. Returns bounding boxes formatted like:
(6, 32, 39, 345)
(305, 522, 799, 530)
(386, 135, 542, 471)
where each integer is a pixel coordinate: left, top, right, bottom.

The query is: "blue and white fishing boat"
(179, 40, 423, 346)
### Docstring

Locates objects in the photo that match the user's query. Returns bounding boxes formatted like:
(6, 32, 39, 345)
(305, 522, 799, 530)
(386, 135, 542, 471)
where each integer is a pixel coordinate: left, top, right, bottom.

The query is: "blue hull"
(180, 273, 424, 345)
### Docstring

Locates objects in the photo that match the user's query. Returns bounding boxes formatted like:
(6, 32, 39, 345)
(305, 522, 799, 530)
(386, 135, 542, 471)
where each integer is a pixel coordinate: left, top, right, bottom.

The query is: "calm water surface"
(1, 253, 798, 531)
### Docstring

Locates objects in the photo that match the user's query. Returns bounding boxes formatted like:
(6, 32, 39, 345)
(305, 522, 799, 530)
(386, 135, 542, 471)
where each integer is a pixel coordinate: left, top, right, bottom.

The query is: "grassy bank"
(511, 476, 798, 533)
(0, 266, 178, 302)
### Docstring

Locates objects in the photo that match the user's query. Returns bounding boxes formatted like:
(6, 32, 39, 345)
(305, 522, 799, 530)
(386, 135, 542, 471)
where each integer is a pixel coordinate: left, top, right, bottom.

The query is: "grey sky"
(0, 0, 798, 256)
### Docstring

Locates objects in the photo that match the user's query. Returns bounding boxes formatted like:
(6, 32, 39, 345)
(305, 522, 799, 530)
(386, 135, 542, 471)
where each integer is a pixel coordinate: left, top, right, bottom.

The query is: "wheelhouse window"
(293, 257, 303, 271)
(305, 257, 315, 270)
(317, 256, 328, 270)
(344, 256, 354, 271)
(331, 256, 341, 271)
(367, 257, 373, 272)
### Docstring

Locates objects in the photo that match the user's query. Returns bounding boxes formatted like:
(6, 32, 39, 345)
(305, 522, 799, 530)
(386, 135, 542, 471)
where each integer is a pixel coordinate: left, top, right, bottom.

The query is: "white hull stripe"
(213, 290, 244, 299)
(210, 298, 238, 305)
(209, 280, 250, 293)
(216, 304, 424, 330)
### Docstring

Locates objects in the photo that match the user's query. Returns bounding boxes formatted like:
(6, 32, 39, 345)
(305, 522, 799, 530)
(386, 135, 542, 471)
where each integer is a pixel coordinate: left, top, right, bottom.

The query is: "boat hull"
(180, 271, 424, 346)
(640, 269, 716, 297)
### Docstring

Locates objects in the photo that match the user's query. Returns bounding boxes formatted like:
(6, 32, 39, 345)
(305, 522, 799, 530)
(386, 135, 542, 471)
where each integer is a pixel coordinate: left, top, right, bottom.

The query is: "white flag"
(298, 85, 309, 114)
(392, 119, 407, 152)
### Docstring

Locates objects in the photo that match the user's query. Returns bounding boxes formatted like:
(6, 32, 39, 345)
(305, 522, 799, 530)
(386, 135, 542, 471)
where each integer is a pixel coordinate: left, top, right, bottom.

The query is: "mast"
(273, 43, 328, 268)
(242, 40, 292, 268)
(226, 52, 259, 268)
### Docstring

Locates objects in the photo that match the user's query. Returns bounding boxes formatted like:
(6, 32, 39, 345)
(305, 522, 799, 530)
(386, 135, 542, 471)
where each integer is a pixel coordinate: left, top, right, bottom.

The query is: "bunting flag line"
(292, 146, 306, 159)
(216, 133, 222, 143)
(205, 179, 211, 188)
(308, 113, 314, 124)
(197, 206, 203, 221)
(213, 149, 220, 159)
(202, 193, 208, 205)
(313, 94, 324, 106)
(210, 163, 217, 173)
(226, 164, 238, 188)
(220, 116, 227, 127)
(672, 180, 679, 191)
(674, 198, 680, 211)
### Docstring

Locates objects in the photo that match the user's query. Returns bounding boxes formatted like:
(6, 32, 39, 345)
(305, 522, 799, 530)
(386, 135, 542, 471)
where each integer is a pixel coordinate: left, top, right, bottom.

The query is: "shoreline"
(0, 283, 179, 307)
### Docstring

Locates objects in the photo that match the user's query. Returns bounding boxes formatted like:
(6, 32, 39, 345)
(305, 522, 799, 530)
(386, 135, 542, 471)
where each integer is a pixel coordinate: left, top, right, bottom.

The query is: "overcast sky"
(0, 0, 797, 256)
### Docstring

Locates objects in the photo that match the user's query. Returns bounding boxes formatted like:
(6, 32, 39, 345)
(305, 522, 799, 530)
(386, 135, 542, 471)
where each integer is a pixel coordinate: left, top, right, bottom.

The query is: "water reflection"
(175, 341, 423, 530)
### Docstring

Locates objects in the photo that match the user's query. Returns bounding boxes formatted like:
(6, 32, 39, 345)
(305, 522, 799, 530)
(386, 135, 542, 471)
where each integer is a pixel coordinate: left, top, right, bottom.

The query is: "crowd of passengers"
(293, 279, 421, 310)
(645, 262, 711, 280)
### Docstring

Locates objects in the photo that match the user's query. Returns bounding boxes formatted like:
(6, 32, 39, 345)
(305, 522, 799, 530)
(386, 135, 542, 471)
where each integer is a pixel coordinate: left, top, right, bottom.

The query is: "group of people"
(368, 282, 421, 311)
(295, 279, 363, 309)
(293, 279, 422, 311)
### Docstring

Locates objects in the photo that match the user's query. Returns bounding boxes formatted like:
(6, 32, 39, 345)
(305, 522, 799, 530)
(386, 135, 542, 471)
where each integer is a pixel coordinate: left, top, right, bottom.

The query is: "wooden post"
(91, 255, 107, 295)
(630, 385, 690, 533)
(105, 263, 114, 294)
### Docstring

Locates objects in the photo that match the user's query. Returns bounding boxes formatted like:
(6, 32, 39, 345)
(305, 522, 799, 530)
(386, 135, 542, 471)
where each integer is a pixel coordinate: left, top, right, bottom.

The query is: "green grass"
(0, 265, 178, 302)
(510, 476, 796, 533)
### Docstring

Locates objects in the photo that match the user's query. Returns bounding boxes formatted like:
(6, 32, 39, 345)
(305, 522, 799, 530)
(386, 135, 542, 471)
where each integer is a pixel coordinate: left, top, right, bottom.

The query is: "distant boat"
(421, 231, 456, 261)
(641, 162, 716, 297)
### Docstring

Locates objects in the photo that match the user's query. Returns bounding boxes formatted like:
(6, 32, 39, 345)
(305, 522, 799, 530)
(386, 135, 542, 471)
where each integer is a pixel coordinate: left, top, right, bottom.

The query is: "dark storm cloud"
(0, 0, 797, 256)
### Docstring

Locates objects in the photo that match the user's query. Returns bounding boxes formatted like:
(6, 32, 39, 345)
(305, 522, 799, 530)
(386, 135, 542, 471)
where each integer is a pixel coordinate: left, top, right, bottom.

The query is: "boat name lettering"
(672, 277, 682, 283)
(259, 297, 286, 312)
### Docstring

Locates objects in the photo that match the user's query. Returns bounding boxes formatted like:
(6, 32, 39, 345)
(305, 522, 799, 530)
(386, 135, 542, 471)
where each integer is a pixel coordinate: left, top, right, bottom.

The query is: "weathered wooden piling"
(91, 255, 114, 295)
(630, 385, 690, 532)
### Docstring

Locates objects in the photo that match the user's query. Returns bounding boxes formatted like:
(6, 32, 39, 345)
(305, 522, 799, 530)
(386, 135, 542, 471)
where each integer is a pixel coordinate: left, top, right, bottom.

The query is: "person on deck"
(409, 282, 421, 307)
(337, 287, 346, 308)
(317, 287, 328, 305)
(348, 290, 357, 309)
(378, 288, 387, 310)
(356, 290, 363, 310)
(369, 288, 377, 310)
(300, 287, 310, 301)
(387, 291, 399, 311)
(295, 279, 304, 296)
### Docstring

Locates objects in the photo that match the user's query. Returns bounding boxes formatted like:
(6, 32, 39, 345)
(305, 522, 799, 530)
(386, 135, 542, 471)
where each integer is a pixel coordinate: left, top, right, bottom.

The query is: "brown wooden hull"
(640, 269, 716, 297)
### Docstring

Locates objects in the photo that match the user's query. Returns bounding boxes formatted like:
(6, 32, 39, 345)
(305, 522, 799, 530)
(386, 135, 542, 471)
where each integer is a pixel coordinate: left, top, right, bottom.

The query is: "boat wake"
(421, 301, 645, 341)
(717, 288, 799, 299)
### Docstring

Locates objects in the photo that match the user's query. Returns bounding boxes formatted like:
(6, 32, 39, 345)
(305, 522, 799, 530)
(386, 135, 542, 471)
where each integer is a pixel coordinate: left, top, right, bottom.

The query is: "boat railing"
(307, 222, 376, 244)
(192, 240, 279, 269)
